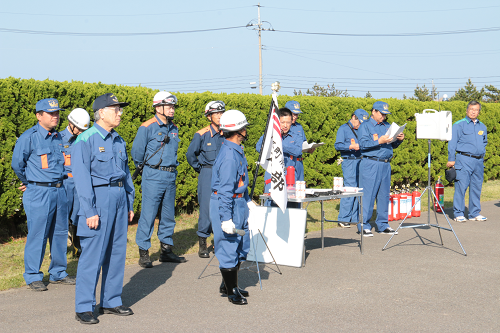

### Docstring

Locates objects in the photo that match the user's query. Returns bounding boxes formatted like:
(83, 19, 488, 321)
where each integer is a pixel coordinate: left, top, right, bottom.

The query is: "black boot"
(159, 243, 187, 263)
(220, 267, 248, 305)
(198, 237, 210, 258)
(138, 249, 153, 268)
(219, 262, 249, 297)
(69, 223, 81, 258)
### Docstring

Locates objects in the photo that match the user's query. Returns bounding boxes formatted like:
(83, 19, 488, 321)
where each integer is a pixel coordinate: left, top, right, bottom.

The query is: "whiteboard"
(247, 207, 307, 268)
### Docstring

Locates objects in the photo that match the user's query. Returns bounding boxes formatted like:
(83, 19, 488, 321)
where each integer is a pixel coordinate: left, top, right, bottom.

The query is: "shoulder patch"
(141, 117, 159, 128)
(74, 126, 103, 144)
(196, 126, 211, 136)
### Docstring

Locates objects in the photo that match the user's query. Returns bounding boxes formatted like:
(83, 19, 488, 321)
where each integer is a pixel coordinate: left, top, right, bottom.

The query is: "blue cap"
(36, 98, 65, 113)
(93, 93, 130, 111)
(285, 100, 302, 114)
(372, 101, 391, 114)
(354, 109, 369, 123)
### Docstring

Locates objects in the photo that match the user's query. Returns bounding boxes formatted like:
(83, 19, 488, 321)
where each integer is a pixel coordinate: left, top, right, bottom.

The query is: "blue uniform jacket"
(60, 128, 77, 177)
(290, 122, 307, 156)
(211, 141, 251, 222)
(334, 121, 361, 158)
(71, 124, 135, 218)
(131, 115, 180, 168)
(256, 131, 303, 168)
(448, 116, 487, 161)
(359, 117, 402, 159)
(186, 124, 224, 173)
(12, 123, 65, 184)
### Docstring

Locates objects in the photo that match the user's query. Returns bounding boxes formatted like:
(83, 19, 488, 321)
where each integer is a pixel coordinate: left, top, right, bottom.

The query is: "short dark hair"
(277, 107, 292, 119)
(467, 100, 482, 112)
(223, 131, 237, 139)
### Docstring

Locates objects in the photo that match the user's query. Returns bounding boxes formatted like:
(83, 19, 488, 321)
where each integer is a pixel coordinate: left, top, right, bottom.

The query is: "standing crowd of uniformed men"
(11, 92, 488, 324)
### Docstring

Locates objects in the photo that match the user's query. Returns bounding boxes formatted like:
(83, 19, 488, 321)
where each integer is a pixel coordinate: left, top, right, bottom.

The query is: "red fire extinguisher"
(286, 166, 296, 190)
(434, 176, 444, 213)
(388, 187, 393, 221)
(412, 183, 421, 217)
(399, 185, 408, 220)
(393, 186, 400, 221)
(405, 184, 412, 219)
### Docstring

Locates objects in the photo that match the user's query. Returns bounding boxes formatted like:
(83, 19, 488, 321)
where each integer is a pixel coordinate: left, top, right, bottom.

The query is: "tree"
(413, 84, 432, 101)
(450, 79, 484, 102)
(294, 83, 349, 97)
(365, 91, 372, 98)
(484, 85, 500, 103)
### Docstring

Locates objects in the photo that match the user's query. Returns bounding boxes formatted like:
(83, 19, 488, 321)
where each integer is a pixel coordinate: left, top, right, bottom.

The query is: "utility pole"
(257, 3, 263, 95)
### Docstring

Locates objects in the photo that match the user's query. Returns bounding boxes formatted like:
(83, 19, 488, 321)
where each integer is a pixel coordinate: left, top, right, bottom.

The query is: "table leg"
(359, 195, 363, 255)
(321, 200, 324, 250)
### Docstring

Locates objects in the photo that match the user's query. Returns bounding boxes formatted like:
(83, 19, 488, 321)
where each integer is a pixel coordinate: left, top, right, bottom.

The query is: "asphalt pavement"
(1, 200, 499, 332)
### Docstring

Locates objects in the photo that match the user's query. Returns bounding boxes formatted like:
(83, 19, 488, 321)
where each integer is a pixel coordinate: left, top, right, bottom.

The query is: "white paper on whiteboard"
(247, 207, 307, 268)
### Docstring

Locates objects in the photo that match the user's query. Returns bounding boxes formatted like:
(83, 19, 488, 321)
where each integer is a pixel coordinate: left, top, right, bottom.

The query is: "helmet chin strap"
(68, 123, 79, 140)
(237, 130, 248, 142)
(158, 105, 174, 122)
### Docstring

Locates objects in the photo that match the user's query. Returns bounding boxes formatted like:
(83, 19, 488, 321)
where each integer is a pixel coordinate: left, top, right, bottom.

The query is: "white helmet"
(219, 110, 249, 132)
(153, 91, 178, 107)
(205, 100, 226, 116)
(68, 108, 91, 130)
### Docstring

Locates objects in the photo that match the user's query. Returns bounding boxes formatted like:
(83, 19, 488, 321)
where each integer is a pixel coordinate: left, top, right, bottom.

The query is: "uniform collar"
(36, 123, 58, 138)
(94, 123, 117, 139)
(465, 116, 480, 124)
(155, 114, 166, 126)
(369, 117, 387, 126)
(283, 130, 293, 138)
(225, 140, 244, 155)
(209, 123, 222, 137)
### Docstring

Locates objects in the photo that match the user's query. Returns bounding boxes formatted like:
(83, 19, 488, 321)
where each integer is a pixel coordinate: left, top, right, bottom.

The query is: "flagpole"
(249, 82, 281, 199)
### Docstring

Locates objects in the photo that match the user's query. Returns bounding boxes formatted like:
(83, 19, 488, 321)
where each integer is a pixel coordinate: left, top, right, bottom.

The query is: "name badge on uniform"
(207, 143, 212, 146)
(350, 138, 355, 145)
(99, 147, 105, 152)
(158, 132, 162, 135)
(64, 145, 69, 148)
(478, 131, 484, 135)
(373, 134, 379, 141)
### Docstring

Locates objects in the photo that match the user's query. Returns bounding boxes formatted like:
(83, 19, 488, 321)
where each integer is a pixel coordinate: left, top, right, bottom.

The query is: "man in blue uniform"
(61, 108, 91, 257)
(186, 101, 225, 258)
(446, 101, 488, 222)
(256, 108, 302, 207)
(211, 109, 256, 305)
(12, 98, 75, 292)
(358, 101, 404, 237)
(131, 91, 185, 268)
(334, 108, 369, 228)
(285, 101, 308, 181)
(72, 93, 135, 324)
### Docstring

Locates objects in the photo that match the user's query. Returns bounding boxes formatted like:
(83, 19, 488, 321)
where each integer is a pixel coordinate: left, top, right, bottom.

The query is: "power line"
(272, 26, 500, 37)
(0, 6, 253, 17)
(0, 26, 247, 36)
(263, 5, 500, 14)
(267, 74, 500, 81)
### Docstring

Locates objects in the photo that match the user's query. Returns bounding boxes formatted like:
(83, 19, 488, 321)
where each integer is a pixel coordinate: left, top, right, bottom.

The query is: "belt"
(28, 181, 63, 188)
(214, 191, 243, 198)
(289, 156, 303, 162)
(202, 165, 213, 168)
(94, 181, 124, 188)
(342, 156, 362, 160)
(457, 151, 483, 159)
(148, 165, 176, 172)
(364, 156, 392, 163)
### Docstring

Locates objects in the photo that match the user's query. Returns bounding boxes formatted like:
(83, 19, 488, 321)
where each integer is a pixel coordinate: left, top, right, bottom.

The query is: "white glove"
(247, 200, 257, 211)
(221, 219, 236, 234)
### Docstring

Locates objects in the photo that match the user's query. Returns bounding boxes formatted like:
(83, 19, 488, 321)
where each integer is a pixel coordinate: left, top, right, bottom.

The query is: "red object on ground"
(412, 185, 421, 217)
(434, 177, 444, 213)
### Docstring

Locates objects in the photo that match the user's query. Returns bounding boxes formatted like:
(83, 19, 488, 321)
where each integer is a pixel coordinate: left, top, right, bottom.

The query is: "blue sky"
(1, 0, 499, 99)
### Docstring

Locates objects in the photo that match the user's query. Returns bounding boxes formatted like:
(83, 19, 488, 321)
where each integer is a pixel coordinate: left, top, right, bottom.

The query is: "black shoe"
(220, 267, 248, 305)
(28, 280, 48, 291)
(198, 237, 210, 258)
(357, 229, 374, 237)
(75, 312, 99, 324)
(49, 276, 76, 285)
(99, 306, 134, 316)
(138, 249, 153, 268)
(379, 227, 398, 235)
(219, 279, 249, 297)
(159, 243, 187, 263)
(338, 222, 351, 228)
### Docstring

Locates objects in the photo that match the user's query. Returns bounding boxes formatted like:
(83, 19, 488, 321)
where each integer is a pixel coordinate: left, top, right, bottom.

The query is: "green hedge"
(1, 77, 499, 236)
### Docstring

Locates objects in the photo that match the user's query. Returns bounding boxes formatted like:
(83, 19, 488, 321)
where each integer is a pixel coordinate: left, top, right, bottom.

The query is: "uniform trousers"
(453, 154, 484, 218)
(210, 195, 250, 269)
(75, 185, 128, 313)
(196, 167, 213, 238)
(358, 159, 391, 232)
(338, 159, 361, 222)
(22, 184, 68, 284)
(136, 166, 177, 250)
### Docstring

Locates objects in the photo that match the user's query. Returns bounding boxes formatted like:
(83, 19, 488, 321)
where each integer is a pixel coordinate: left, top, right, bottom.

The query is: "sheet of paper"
(302, 141, 325, 152)
(385, 123, 406, 143)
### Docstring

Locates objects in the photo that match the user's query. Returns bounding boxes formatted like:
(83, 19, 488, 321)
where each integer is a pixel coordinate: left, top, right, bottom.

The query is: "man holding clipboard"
(357, 101, 405, 237)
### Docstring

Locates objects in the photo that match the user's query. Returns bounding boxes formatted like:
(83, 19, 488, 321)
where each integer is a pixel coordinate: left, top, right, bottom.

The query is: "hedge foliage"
(1, 77, 499, 235)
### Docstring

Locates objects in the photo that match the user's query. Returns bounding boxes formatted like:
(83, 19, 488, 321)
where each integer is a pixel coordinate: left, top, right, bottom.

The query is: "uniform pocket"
(76, 208, 101, 237)
(205, 143, 217, 163)
(36, 148, 51, 169)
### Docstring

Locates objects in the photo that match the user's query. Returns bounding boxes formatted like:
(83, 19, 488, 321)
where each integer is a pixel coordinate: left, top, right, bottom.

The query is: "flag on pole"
(258, 94, 287, 212)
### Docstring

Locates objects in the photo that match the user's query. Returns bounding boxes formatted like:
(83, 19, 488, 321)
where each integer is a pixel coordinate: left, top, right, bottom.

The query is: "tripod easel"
(383, 139, 467, 255)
